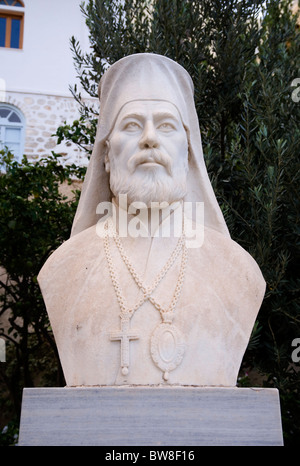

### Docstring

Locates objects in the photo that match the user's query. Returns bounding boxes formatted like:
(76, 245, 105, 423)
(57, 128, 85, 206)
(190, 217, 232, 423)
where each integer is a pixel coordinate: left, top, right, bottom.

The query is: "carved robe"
(38, 209, 265, 387)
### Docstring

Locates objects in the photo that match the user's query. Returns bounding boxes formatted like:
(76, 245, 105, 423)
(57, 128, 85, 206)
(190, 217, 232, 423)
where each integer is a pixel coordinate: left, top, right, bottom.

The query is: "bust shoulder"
(192, 226, 266, 330)
(38, 225, 101, 297)
(209, 226, 265, 287)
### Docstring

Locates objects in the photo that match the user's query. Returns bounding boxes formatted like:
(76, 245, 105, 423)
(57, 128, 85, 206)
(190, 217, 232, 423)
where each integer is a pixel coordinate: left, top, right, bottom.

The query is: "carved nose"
(139, 122, 159, 149)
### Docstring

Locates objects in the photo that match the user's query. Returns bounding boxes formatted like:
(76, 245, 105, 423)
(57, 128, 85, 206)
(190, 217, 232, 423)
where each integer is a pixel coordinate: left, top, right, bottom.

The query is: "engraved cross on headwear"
(110, 318, 139, 376)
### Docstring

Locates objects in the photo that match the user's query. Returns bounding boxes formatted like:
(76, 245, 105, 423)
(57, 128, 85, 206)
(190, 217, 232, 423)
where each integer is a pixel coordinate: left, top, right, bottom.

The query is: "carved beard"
(109, 149, 188, 207)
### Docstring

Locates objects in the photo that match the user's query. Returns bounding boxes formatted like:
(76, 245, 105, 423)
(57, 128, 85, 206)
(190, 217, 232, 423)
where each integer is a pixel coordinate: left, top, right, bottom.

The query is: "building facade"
(0, 0, 95, 166)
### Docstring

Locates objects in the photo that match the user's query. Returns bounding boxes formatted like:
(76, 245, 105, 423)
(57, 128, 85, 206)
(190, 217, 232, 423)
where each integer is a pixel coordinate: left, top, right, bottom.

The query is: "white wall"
(0, 0, 91, 97)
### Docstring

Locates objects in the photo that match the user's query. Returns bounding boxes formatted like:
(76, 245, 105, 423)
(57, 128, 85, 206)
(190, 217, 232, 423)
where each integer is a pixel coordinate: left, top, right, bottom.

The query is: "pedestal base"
(18, 386, 283, 446)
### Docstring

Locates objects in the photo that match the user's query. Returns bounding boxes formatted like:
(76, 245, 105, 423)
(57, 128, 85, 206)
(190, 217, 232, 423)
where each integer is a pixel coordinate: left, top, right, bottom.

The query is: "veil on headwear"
(70, 53, 230, 238)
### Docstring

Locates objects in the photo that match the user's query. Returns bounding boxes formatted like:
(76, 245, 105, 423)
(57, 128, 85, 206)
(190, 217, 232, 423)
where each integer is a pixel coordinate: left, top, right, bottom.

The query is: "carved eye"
(124, 121, 141, 131)
(158, 122, 175, 132)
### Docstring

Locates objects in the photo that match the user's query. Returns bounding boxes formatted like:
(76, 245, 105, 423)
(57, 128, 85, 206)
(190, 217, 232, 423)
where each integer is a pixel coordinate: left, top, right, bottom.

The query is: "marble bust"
(38, 53, 265, 387)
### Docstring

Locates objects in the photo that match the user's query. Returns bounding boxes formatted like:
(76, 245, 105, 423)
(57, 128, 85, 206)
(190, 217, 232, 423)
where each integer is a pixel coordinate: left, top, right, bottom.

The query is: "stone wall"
(3, 90, 97, 167)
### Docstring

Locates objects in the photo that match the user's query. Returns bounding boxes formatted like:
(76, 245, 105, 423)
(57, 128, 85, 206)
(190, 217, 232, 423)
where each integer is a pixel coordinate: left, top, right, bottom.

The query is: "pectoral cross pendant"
(110, 319, 139, 376)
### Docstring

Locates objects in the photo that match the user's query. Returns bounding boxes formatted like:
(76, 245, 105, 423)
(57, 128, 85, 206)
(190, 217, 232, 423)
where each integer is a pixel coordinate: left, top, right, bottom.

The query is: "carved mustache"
(127, 149, 173, 176)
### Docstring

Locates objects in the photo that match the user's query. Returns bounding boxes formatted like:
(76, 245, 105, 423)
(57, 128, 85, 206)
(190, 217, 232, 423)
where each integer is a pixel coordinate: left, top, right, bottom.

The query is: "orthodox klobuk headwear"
(71, 53, 229, 238)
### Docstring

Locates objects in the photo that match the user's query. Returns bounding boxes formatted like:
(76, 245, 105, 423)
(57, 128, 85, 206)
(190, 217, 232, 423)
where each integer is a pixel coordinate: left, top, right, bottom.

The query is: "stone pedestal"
(18, 386, 283, 446)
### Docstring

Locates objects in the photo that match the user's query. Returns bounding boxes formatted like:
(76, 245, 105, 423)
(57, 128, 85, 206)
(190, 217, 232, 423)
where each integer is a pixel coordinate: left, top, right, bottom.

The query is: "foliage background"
(0, 0, 299, 445)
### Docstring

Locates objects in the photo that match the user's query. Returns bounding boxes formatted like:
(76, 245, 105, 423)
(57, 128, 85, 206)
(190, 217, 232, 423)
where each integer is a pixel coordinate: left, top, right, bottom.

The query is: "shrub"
(0, 150, 85, 443)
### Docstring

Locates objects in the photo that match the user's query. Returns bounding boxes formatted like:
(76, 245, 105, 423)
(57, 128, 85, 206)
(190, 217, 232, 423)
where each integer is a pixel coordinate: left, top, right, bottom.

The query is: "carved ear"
(104, 153, 110, 173)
